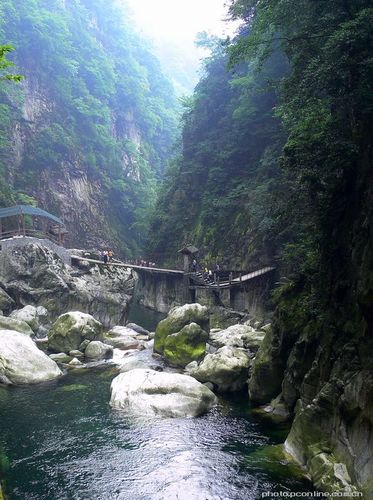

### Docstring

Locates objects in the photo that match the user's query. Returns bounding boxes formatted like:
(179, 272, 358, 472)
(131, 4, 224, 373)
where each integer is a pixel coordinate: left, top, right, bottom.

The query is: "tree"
(0, 44, 22, 81)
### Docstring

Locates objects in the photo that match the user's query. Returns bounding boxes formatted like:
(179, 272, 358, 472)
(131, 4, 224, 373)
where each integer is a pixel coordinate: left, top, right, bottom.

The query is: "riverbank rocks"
(209, 324, 265, 352)
(0, 315, 34, 336)
(84, 341, 113, 360)
(209, 306, 246, 329)
(126, 323, 150, 336)
(0, 241, 134, 327)
(154, 303, 209, 355)
(248, 326, 286, 404)
(110, 368, 216, 418)
(0, 288, 14, 314)
(48, 311, 104, 353)
(104, 326, 146, 350)
(10, 305, 49, 334)
(191, 346, 251, 392)
(163, 322, 208, 367)
(0, 330, 62, 385)
(49, 353, 72, 363)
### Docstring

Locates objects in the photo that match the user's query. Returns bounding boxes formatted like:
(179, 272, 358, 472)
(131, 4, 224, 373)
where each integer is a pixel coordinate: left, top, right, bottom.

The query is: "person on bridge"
(103, 250, 108, 264)
(203, 267, 209, 281)
(108, 249, 114, 261)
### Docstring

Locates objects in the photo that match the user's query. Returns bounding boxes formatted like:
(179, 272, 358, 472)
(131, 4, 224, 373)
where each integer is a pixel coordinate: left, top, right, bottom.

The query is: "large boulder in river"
(163, 322, 208, 367)
(191, 346, 251, 392)
(0, 315, 34, 336)
(48, 311, 104, 353)
(0, 330, 62, 385)
(110, 368, 216, 418)
(209, 324, 265, 352)
(154, 303, 209, 354)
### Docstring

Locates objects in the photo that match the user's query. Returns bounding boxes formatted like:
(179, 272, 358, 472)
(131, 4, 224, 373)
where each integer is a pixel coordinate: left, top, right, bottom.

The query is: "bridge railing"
(0, 228, 63, 245)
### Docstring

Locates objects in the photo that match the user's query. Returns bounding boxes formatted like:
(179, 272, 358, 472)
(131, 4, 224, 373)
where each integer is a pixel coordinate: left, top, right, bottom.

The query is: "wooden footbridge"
(70, 253, 275, 314)
(70, 255, 184, 275)
(70, 254, 275, 290)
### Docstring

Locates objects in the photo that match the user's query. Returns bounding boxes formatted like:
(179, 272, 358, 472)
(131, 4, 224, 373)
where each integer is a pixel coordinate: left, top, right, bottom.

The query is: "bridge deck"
(189, 266, 276, 289)
(70, 255, 184, 275)
(70, 255, 274, 287)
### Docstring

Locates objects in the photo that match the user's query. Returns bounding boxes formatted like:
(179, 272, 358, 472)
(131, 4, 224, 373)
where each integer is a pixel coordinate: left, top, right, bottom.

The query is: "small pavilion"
(0, 205, 67, 246)
(178, 244, 199, 272)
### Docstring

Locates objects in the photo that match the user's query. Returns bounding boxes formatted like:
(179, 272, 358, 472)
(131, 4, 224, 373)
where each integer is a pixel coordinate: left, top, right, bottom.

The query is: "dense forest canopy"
(148, 35, 287, 268)
(149, 0, 373, 281)
(0, 0, 178, 254)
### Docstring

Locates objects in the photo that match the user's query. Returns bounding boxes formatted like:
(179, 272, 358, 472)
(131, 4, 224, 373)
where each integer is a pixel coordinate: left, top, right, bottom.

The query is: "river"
(0, 305, 314, 499)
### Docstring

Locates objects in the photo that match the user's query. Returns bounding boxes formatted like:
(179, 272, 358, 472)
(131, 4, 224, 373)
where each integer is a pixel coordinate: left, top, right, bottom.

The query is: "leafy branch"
(0, 44, 23, 82)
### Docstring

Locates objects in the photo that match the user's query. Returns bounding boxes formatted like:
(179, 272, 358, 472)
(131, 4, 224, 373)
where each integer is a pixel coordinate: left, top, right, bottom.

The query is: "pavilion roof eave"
(0, 205, 64, 226)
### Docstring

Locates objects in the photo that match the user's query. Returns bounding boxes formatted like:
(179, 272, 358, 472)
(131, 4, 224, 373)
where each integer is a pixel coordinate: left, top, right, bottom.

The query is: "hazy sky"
(124, 0, 237, 44)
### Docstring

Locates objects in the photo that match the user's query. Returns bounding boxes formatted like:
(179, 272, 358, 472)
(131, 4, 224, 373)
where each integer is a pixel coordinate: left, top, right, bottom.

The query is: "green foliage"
(148, 38, 286, 267)
(0, 0, 178, 255)
(0, 44, 22, 81)
(227, 0, 373, 337)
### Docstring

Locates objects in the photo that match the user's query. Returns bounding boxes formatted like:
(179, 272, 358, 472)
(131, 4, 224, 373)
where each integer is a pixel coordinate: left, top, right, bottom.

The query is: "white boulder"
(209, 324, 265, 352)
(191, 346, 251, 392)
(110, 368, 216, 418)
(10, 305, 48, 332)
(85, 341, 113, 360)
(0, 330, 62, 385)
(0, 315, 34, 336)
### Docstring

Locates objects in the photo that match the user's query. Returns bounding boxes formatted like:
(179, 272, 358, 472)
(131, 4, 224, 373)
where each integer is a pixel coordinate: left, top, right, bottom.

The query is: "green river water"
(0, 305, 314, 500)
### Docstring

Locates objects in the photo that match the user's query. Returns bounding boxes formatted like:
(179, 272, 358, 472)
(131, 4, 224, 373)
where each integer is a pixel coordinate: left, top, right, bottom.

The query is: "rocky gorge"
(0, 238, 371, 498)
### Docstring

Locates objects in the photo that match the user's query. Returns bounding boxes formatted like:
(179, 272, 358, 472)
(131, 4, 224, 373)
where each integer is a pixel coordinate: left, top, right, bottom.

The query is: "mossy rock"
(248, 327, 284, 403)
(163, 323, 208, 367)
(48, 311, 103, 353)
(0, 316, 33, 336)
(154, 303, 209, 354)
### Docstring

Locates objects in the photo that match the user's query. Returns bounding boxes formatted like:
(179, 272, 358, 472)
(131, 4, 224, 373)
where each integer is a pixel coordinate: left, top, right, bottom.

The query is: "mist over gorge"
(0, 0, 178, 255)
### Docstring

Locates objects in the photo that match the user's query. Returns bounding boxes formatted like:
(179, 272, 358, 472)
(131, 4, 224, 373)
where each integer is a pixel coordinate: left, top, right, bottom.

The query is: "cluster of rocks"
(151, 303, 268, 394)
(108, 304, 270, 419)
(0, 241, 134, 327)
(0, 299, 269, 421)
(0, 304, 151, 385)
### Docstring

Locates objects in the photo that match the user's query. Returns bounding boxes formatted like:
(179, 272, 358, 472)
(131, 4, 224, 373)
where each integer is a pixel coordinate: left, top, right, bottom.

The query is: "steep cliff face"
(148, 46, 286, 268)
(249, 159, 373, 496)
(0, 0, 178, 255)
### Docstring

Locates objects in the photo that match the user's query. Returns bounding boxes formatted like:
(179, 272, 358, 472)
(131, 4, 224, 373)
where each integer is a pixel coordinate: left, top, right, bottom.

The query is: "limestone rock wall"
(0, 241, 134, 327)
(133, 270, 188, 313)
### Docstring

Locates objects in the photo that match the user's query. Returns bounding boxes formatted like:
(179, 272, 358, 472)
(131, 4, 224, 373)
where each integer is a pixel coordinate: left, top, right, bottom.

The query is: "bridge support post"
(183, 274, 191, 304)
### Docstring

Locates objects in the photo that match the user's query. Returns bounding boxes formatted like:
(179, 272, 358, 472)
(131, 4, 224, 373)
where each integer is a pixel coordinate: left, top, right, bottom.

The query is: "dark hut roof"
(0, 205, 64, 225)
(178, 245, 199, 255)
